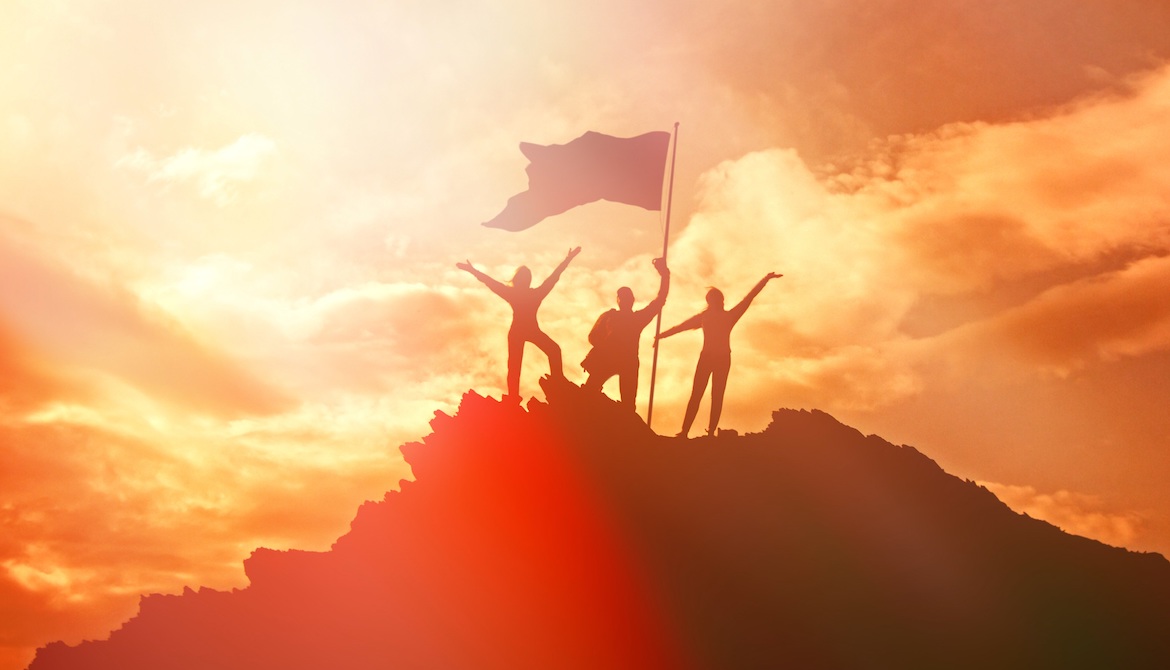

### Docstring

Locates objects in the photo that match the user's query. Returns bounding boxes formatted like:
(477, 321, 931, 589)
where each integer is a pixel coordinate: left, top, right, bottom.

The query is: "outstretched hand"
(766, 272, 783, 281)
(456, 261, 474, 272)
(566, 246, 582, 260)
(652, 257, 668, 273)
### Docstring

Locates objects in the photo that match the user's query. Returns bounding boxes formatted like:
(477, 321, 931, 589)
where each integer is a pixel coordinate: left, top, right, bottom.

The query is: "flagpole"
(646, 122, 679, 430)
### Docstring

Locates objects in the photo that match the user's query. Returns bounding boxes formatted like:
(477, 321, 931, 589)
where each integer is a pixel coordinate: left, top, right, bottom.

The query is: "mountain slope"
(29, 381, 1170, 669)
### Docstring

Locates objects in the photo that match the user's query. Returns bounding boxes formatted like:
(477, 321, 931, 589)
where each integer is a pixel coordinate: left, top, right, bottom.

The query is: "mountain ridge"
(29, 381, 1170, 669)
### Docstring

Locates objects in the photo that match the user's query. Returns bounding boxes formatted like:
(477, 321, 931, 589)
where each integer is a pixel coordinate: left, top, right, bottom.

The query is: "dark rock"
(29, 384, 1170, 669)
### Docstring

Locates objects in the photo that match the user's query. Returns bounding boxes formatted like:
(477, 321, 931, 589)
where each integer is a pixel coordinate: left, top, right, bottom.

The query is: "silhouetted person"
(581, 257, 670, 408)
(656, 272, 782, 437)
(458, 247, 581, 402)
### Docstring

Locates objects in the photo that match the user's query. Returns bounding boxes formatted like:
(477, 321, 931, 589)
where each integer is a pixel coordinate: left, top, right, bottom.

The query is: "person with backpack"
(582, 257, 670, 408)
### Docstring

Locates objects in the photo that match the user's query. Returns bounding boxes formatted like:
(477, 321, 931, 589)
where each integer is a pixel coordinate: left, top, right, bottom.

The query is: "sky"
(3, 0, 1170, 667)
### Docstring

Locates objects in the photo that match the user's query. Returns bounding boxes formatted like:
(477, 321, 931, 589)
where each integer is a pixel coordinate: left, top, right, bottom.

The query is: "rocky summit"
(30, 381, 1170, 669)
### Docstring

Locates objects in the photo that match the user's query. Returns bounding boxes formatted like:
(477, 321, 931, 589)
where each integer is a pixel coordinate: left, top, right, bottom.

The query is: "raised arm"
(656, 312, 704, 343)
(636, 257, 671, 326)
(729, 272, 782, 322)
(535, 246, 581, 297)
(456, 260, 509, 300)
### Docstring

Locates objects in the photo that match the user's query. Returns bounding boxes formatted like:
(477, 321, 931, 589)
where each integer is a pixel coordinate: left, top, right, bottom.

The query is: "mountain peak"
(30, 382, 1170, 669)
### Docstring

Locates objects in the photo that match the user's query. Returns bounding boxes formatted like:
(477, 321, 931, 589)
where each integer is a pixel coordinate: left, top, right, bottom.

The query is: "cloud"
(0, 398, 411, 658)
(135, 255, 513, 399)
(929, 254, 1170, 379)
(0, 235, 291, 418)
(876, 73, 1170, 294)
(646, 64, 1170, 425)
(0, 422, 190, 665)
(0, 324, 74, 412)
(981, 481, 1144, 549)
(0, 566, 133, 670)
(650, 147, 917, 418)
(686, 0, 1170, 151)
(116, 133, 277, 206)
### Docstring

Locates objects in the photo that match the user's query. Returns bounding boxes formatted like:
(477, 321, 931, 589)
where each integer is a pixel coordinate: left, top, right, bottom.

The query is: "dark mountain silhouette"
(29, 381, 1170, 669)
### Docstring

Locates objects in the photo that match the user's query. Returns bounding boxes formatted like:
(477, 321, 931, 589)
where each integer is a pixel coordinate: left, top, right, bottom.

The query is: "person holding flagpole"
(656, 271, 783, 437)
(457, 247, 581, 403)
(581, 257, 670, 408)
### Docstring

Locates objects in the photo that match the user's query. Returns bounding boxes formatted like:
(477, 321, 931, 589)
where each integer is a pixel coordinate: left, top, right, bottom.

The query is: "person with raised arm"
(656, 271, 783, 437)
(582, 257, 670, 408)
(457, 247, 581, 402)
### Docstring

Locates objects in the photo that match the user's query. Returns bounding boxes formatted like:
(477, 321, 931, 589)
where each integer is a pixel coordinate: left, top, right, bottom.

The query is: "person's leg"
(531, 330, 563, 379)
(618, 362, 638, 409)
(506, 332, 524, 399)
(707, 355, 731, 435)
(680, 358, 712, 437)
(584, 368, 612, 392)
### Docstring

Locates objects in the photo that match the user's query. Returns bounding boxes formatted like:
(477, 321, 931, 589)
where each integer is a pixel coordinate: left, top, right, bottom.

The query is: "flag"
(483, 130, 671, 231)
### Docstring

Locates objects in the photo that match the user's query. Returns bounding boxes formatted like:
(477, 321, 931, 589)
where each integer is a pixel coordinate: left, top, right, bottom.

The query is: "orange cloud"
(687, 0, 1170, 155)
(0, 232, 290, 418)
(0, 567, 133, 670)
(931, 255, 1170, 378)
(647, 65, 1170, 423)
(0, 407, 409, 667)
(0, 325, 72, 412)
(982, 481, 1145, 549)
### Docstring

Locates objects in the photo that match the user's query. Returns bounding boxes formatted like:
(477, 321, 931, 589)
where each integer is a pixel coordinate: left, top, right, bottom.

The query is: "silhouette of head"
(616, 287, 634, 311)
(512, 266, 532, 288)
(706, 288, 724, 310)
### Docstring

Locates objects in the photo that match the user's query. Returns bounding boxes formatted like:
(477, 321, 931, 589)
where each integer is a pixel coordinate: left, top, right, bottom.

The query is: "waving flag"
(483, 130, 671, 231)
